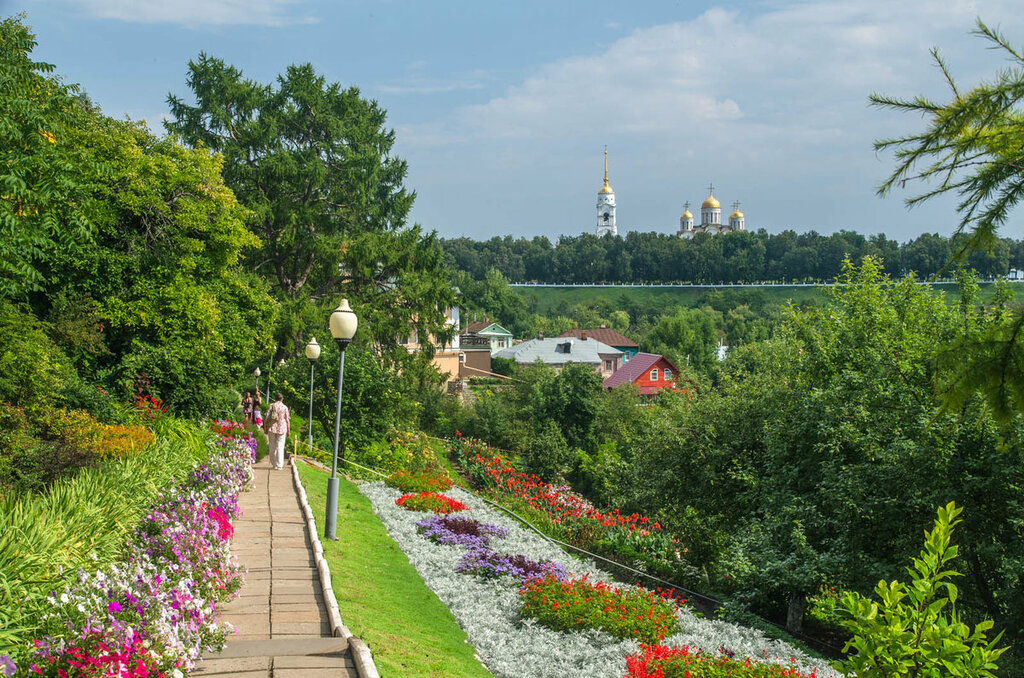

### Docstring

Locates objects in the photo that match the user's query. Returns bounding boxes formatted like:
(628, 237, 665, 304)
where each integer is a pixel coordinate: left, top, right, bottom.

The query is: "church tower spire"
(596, 145, 617, 236)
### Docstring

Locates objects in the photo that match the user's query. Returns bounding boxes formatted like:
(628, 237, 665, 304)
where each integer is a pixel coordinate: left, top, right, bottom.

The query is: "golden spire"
(730, 200, 744, 218)
(599, 146, 614, 194)
(682, 201, 693, 219)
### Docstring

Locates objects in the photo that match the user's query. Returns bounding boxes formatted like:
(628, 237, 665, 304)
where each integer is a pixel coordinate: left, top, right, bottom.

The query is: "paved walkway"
(193, 458, 357, 677)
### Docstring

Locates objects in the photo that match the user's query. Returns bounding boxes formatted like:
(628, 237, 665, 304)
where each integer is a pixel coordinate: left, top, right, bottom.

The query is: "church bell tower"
(596, 146, 617, 236)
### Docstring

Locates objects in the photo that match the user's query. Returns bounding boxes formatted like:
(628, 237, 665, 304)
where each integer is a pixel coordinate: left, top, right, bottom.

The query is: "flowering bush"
(520, 575, 681, 643)
(386, 469, 453, 493)
(415, 515, 507, 549)
(456, 547, 567, 585)
(28, 635, 167, 678)
(133, 394, 168, 422)
(452, 435, 674, 561)
(43, 408, 155, 459)
(396, 492, 467, 514)
(626, 644, 820, 677)
(2, 428, 257, 677)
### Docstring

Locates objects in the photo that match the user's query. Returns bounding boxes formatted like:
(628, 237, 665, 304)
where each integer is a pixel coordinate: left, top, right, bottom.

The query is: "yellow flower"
(39, 129, 56, 144)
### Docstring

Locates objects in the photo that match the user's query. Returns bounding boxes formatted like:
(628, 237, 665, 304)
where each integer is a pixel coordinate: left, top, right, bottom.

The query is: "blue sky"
(9, 0, 1024, 242)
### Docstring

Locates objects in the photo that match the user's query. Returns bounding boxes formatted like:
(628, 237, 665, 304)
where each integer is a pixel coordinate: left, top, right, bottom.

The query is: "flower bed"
(626, 644, 821, 677)
(451, 436, 675, 561)
(456, 547, 566, 584)
(1, 428, 256, 676)
(386, 469, 454, 493)
(521, 575, 680, 643)
(396, 492, 467, 513)
(416, 515, 508, 548)
(358, 481, 841, 678)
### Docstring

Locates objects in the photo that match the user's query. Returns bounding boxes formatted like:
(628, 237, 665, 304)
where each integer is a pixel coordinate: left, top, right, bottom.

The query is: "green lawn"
(295, 461, 493, 678)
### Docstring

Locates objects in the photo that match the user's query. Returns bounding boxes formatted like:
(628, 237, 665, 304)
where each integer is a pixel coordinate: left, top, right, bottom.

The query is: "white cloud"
(402, 1, 1017, 151)
(400, 0, 1023, 238)
(66, 0, 316, 27)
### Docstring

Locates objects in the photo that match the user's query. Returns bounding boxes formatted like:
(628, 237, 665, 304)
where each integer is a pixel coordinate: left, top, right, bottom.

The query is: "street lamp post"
(304, 337, 321, 453)
(253, 367, 261, 398)
(324, 299, 357, 541)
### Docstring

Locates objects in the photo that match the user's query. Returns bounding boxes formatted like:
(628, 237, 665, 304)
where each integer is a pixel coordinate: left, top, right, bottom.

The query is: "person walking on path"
(241, 392, 254, 424)
(263, 392, 290, 470)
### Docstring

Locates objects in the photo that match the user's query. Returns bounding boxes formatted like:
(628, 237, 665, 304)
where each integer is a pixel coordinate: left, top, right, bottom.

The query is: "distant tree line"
(442, 230, 1024, 284)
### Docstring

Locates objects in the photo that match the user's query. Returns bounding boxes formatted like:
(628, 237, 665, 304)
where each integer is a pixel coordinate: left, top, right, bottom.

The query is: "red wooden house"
(602, 353, 682, 395)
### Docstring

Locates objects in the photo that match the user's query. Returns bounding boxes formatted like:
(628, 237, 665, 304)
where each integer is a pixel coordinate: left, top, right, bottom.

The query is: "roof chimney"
(581, 331, 588, 340)
(600, 324, 607, 329)
(537, 331, 544, 340)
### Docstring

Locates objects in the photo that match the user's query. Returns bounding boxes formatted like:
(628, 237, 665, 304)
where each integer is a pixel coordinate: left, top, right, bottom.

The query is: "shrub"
(836, 501, 1006, 678)
(626, 644, 821, 677)
(456, 547, 566, 584)
(386, 469, 453, 493)
(415, 515, 507, 548)
(520, 574, 680, 643)
(395, 492, 467, 514)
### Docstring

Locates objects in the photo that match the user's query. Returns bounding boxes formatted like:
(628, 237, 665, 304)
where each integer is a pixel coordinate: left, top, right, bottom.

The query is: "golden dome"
(681, 209, 693, 219)
(730, 209, 744, 218)
(599, 180, 614, 194)
(702, 195, 720, 209)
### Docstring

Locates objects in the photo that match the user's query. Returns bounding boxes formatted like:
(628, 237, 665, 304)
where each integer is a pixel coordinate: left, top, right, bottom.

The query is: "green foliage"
(0, 15, 94, 297)
(385, 469, 453, 493)
(837, 502, 1006, 677)
(643, 307, 719, 374)
(0, 304, 77, 418)
(271, 344, 413, 455)
(524, 419, 572, 482)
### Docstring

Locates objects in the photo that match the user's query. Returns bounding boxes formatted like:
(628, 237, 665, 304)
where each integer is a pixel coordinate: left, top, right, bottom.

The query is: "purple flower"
(0, 655, 16, 677)
(108, 600, 122, 614)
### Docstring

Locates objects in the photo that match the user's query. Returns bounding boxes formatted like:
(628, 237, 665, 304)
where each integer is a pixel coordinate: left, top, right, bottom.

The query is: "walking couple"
(262, 392, 291, 470)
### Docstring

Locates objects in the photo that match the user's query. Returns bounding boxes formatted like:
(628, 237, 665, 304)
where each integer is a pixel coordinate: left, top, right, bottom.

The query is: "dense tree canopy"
(442, 230, 1021, 285)
(166, 56, 455, 361)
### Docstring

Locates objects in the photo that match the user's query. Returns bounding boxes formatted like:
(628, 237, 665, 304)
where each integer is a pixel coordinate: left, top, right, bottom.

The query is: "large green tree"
(166, 56, 455, 361)
(0, 15, 94, 298)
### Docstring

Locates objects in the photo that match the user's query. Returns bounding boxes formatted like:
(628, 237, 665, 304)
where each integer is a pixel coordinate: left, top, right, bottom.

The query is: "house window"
(650, 368, 659, 381)
(398, 334, 410, 346)
(604, 360, 612, 371)
(664, 368, 672, 381)
(622, 353, 629, 363)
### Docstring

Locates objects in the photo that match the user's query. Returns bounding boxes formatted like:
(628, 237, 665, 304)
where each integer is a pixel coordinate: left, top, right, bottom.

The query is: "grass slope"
(295, 461, 493, 678)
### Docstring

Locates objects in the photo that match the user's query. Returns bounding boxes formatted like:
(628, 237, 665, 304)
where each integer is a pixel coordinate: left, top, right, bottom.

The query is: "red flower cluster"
(133, 394, 168, 421)
(29, 635, 166, 677)
(210, 419, 245, 438)
(625, 644, 819, 678)
(396, 492, 468, 514)
(453, 436, 661, 536)
(520, 574, 681, 643)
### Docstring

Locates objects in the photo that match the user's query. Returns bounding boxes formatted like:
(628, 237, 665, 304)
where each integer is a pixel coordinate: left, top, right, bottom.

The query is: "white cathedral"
(594, 151, 746, 238)
(677, 184, 745, 238)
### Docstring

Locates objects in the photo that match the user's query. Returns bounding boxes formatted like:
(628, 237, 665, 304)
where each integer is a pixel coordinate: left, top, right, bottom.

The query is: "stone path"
(193, 458, 358, 677)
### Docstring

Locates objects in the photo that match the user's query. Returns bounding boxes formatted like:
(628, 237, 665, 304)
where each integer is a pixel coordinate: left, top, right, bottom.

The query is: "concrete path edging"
(290, 457, 381, 678)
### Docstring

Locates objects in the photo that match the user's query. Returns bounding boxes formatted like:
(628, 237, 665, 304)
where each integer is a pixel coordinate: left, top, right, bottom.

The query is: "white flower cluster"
(358, 482, 843, 678)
